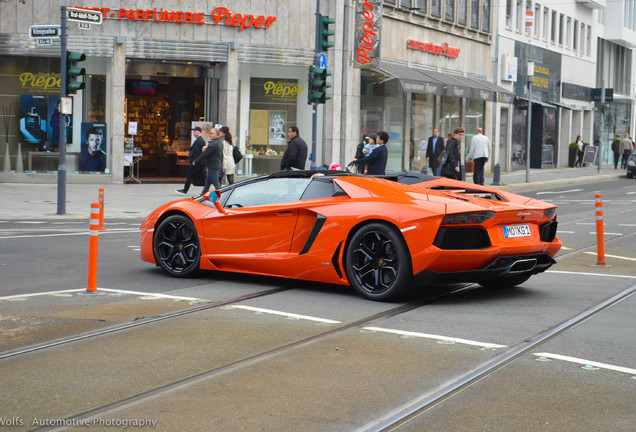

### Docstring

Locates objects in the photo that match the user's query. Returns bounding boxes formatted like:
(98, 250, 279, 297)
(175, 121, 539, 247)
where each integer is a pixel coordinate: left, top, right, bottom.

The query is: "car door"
(201, 177, 310, 258)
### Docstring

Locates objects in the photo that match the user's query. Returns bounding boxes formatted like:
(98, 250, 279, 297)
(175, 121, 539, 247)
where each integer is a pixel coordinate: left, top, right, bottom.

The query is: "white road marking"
(361, 326, 508, 349)
(0, 288, 206, 302)
(557, 231, 575, 234)
(559, 246, 574, 250)
(546, 270, 636, 279)
(534, 353, 636, 376)
(589, 232, 623, 236)
(14, 221, 46, 224)
(229, 305, 341, 324)
(0, 228, 139, 239)
(536, 189, 583, 195)
(584, 252, 636, 261)
(618, 223, 636, 227)
(577, 222, 596, 225)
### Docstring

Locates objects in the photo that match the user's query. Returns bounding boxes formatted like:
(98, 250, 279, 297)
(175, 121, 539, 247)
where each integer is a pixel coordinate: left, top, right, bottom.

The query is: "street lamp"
(525, 61, 534, 183)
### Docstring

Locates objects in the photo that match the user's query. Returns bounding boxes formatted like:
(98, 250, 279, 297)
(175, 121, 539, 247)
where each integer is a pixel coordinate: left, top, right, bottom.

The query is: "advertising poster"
(80, 122, 107, 172)
(20, 95, 48, 146)
(268, 111, 286, 145)
(47, 96, 72, 150)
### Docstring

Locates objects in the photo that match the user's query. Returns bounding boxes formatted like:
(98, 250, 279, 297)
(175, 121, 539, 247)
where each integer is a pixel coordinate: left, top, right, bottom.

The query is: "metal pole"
(57, 6, 67, 215)
(599, 80, 605, 173)
(310, 0, 320, 170)
(525, 73, 533, 183)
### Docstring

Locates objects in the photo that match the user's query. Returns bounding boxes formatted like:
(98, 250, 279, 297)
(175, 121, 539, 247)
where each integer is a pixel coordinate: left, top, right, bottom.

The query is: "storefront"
(0, 1, 316, 183)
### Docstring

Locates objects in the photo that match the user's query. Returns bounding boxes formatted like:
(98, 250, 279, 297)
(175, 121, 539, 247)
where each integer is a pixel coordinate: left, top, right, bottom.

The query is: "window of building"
(446, 0, 455, 21)
(551, 10, 557, 42)
(506, 0, 513, 28)
(471, 0, 480, 29)
(559, 13, 564, 45)
(482, 0, 491, 32)
(416, 0, 428, 14)
(525, 1, 532, 35)
(516, 0, 523, 31)
(586, 25, 592, 55)
(566, 17, 571, 48)
(410, 93, 435, 172)
(534, 4, 541, 37)
(580, 22, 585, 53)
(573, 19, 579, 51)
(431, 0, 441, 17)
(401, 0, 413, 8)
(543, 7, 549, 40)
(385, 0, 396, 5)
(458, 0, 467, 25)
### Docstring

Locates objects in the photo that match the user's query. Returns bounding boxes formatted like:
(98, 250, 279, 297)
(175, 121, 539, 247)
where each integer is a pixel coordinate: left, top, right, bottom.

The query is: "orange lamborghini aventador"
(140, 171, 561, 301)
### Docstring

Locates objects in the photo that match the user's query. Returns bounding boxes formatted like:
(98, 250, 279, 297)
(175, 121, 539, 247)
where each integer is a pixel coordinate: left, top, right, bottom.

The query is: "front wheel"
(345, 223, 413, 301)
(153, 214, 201, 277)
(479, 274, 531, 289)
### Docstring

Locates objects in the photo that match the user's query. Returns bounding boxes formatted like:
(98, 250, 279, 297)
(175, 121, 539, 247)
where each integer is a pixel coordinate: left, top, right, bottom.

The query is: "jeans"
(621, 150, 632, 169)
(201, 169, 221, 194)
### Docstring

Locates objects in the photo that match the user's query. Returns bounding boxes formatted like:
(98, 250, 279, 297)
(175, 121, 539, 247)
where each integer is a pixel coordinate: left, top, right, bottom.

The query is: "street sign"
(318, 53, 327, 69)
(29, 25, 60, 39)
(61, 97, 73, 115)
(36, 38, 53, 46)
(67, 8, 103, 25)
(78, 22, 91, 30)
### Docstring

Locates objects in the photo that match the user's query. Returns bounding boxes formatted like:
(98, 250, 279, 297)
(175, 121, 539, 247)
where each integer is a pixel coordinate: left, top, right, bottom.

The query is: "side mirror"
(202, 190, 227, 215)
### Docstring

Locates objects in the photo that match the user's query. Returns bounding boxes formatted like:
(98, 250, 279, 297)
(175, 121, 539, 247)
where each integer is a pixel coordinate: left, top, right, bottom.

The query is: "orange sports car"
(140, 171, 561, 301)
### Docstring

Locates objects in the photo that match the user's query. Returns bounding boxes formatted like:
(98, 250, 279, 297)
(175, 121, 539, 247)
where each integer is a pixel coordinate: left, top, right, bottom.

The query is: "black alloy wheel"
(345, 223, 412, 301)
(153, 214, 201, 277)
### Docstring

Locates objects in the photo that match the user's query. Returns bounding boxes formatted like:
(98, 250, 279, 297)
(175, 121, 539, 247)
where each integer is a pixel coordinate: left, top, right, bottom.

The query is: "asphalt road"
(0, 179, 634, 431)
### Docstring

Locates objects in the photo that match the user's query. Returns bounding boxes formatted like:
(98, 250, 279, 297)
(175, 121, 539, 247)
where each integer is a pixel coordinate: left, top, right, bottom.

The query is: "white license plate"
(503, 224, 531, 238)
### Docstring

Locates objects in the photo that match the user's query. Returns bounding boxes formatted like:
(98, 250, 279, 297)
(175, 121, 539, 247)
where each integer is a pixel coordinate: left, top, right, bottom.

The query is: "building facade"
(0, 1, 320, 183)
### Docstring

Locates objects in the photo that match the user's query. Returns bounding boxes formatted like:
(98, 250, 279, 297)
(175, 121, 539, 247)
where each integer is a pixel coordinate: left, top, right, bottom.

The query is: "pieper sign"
(71, 6, 277, 30)
(407, 39, 461, 60)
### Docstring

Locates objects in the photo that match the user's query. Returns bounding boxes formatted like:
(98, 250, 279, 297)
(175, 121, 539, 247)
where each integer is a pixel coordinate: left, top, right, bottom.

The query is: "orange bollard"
(595, 193, 606, 266)
(98, 187, 108, 231)
(86, 202, 100, 292)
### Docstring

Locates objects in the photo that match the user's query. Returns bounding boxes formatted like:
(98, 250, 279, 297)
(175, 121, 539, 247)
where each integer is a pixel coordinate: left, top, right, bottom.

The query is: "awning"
(377, 62, 444, 95)
(417, 68, 473, 98)
(466, 77, 516, 104)
(516, 97, 557, 109)
(462, 77, 496, 102)
(551, 102, 582, 111)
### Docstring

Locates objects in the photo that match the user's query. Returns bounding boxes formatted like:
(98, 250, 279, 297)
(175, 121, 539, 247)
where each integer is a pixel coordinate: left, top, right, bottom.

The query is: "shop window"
(248, 78, 300, 175)
(410, 93, 435, 172)
(465, 99, 486, 157)
(439, 97, 460, 142)
(360, 69, 404, 173)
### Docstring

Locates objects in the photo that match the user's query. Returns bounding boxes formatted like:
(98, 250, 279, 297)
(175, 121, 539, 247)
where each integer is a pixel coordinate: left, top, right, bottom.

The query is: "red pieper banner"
(355, 0, 382, 68)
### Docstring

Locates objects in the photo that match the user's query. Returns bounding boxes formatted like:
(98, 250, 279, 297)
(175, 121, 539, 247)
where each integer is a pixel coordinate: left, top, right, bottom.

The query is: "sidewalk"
(0, 166, 625, 220)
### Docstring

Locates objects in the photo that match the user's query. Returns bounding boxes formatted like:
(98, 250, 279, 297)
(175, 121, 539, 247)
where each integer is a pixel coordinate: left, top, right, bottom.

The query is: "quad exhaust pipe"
(509, 258, 537, 273)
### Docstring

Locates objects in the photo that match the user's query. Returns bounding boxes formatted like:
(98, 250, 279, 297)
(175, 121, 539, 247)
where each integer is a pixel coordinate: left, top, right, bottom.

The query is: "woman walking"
(441, 128, 464, 180)
(219, 126, 236, 185)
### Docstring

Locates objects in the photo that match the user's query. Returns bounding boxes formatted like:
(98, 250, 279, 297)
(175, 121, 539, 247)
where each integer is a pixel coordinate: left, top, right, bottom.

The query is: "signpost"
(29, 25, 61, 39)
(56, 6, 103, 215)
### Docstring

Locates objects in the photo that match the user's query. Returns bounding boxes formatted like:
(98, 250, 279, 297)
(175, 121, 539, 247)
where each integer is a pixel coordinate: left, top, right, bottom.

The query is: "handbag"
(233, 145, 244, 164)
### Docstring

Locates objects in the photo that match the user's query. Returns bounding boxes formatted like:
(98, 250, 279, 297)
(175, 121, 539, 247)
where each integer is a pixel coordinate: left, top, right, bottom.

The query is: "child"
(362, 135, 378, 174)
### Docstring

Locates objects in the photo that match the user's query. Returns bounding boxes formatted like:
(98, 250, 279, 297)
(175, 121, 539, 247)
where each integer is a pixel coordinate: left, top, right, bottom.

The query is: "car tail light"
(543, 208, 557, 220)
(441, 211, 495, 225)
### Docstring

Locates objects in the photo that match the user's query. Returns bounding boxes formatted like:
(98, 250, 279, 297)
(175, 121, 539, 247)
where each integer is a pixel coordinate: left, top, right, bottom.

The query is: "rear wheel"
(479, 274, 531, 289)
(153, 215, 201, 277)
(345, 223, 412, 301)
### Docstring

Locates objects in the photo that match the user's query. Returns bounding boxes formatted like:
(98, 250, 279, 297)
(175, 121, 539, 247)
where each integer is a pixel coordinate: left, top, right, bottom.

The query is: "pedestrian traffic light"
(318, 15, 335, 52)
(66, 51, 86, 94)
(307, 66, 332, 104)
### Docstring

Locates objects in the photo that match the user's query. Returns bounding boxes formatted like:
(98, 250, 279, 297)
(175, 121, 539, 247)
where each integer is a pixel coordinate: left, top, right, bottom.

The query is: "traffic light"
(318, 15, 335, 51)
(307, 66, 332, 104)
(66, 51, 86, 94)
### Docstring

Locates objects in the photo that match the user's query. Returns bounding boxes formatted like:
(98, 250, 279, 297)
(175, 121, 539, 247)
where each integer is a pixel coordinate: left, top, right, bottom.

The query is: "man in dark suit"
(176, 126, 206, 195)
(194, 127, 223, 194)
(355, 131, 389, 175)
(281, 126, 308, 170)
(425, 128, 444, 176)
